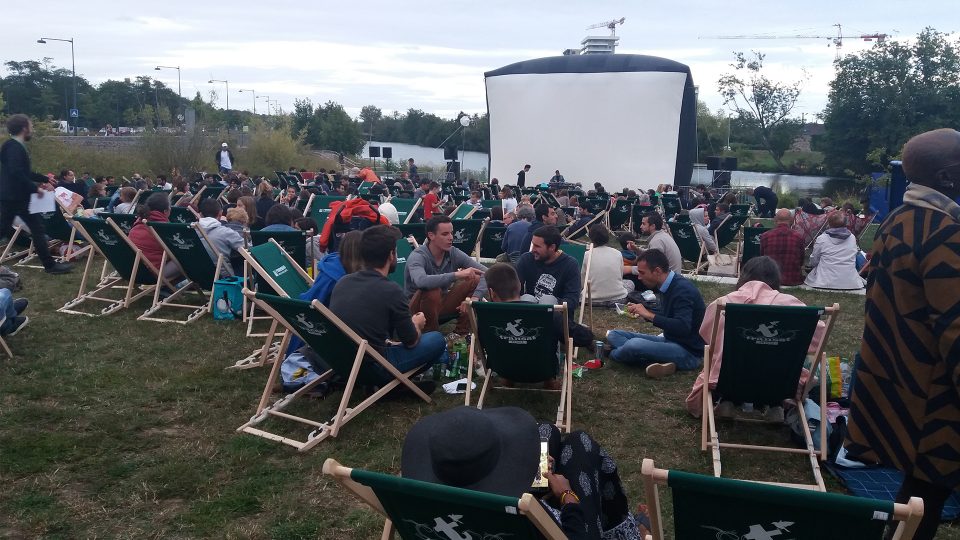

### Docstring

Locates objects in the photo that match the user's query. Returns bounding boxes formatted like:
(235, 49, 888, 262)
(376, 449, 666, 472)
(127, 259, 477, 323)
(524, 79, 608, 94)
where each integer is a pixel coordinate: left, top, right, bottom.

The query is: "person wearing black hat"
(402, 406, 644, 539)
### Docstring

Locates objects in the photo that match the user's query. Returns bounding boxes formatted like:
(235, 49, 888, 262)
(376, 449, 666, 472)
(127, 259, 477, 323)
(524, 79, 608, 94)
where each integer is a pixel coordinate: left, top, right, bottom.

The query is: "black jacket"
(215, 149, 236, 169)
(0, 139, 47, 202)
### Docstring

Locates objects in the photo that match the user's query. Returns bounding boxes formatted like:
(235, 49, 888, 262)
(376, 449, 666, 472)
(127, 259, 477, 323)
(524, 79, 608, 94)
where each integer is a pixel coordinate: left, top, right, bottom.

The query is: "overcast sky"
(3, 1, 954, 120)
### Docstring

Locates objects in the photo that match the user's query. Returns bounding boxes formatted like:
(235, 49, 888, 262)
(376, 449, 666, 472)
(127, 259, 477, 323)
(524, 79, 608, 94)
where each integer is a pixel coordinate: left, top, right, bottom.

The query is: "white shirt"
(502, 197, 518, 214)
(585, 245, 631, 302)
(379, 201, 400, 224)
(219, 150, 232, 170)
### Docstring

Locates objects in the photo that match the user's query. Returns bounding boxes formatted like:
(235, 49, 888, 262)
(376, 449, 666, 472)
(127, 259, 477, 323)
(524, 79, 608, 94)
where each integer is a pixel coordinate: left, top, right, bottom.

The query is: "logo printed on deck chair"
(453, 229, 467, 244)
(494, 318, 542, 344)
(402, 514, 489, 540)
(170, 232, 195, 249)
(491, 232, 503, 242)
(294, 313, 327, 336)
(738, 321, 798, 345)
(674, 228, 691, 239)
(272, 266, 288, 278)
(96, 229, 118, 246)
(701, 520, 794, 540)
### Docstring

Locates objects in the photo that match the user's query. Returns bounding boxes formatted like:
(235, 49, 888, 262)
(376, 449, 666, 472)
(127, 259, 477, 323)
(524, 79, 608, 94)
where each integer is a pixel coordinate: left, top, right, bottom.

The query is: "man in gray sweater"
(626, 212, 682, 274)
(405, 215, 488, 333)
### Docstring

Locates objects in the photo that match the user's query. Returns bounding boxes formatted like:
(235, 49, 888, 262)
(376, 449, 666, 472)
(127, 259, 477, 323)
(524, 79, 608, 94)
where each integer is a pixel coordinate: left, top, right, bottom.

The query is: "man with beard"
(0, 114, 72, 274)
(330, 225, 446, 392)
(515, 226, 581, 323)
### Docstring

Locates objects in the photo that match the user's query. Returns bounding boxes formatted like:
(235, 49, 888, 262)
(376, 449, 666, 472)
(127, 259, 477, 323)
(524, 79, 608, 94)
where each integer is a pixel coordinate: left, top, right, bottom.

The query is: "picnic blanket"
(826, 462, 960, 521)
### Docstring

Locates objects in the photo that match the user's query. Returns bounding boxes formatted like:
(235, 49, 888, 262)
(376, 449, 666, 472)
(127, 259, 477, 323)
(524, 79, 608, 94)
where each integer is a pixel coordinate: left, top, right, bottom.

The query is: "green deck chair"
(168, 206, 198, 225)
(389, 197, 417, 225)
(713, 214, 749, 251)
(15, 205, 90, 268)
(323, 458, 566, 540)
(396, 223, 427, 245)
(358, 181, 375, 195)
(661, 194, 682, 218)
(238, 291, 432, 451)
(391, 236, 416, 289)
(641, 458, 924, 540)
(607, 199, 633, 231)
(448, 202, 478, 220)
(92, 196, 112, 209)
(563, 211, 606, 241)
(452, 219, 484, 257)
(480, 199, 502, 210)
(701, 301, 839, 491)
(749, 217, 776, 229)
(306, 195, 347, 231)
(465, 301, 573, 432)
(59, 216, 172, 317)
(99, 212, 137, 234)
(0, 224, 32, 264)
(858, 222, 880, 253)
(234, 236, 313, 370)
(295, 193, 312, 214)
(667, 221, 707, 275)
(477, 222, 506, 262)
(560, 242, 593, 330)
(193, 185, 224, 204)
(139, 222, 224, 324)
(731, 203, 752, 216)
(739, 224, 768, 273)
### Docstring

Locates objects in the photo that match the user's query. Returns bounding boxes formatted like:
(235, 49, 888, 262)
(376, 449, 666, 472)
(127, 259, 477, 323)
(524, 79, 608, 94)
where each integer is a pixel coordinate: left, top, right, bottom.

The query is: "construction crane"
(586, 17, 625, 36)
(700, 24, 889, 59)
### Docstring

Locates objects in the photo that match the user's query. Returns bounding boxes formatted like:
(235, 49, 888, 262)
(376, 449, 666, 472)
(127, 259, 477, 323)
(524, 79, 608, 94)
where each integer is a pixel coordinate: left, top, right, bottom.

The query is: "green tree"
(315, 101, 364, 155)
(821, 27, 960, 175)
(0, 91, 5, 114)
(696, 100, 729, 158)
(718, 51, 806, 171)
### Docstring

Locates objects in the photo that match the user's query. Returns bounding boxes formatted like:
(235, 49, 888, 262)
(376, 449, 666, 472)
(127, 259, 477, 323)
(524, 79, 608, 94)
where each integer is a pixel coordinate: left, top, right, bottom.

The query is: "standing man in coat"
(215, 142, 235, 174)
(516, 164, 530, 188)
(0, 115, 71, 274)
(847, 128, 960, 540)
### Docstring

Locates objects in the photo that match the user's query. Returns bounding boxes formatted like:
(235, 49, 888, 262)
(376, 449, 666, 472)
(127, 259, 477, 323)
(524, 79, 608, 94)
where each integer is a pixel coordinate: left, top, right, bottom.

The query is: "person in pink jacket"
(684, 256, 827, 419)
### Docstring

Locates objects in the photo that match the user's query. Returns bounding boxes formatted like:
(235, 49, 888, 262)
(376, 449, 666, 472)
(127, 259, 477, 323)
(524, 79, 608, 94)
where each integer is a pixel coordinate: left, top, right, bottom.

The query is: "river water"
(689, 169, 856, 197)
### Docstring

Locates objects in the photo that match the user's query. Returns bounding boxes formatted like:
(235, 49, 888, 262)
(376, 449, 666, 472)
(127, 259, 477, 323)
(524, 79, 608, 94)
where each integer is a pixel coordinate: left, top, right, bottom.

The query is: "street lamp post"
(238, 89, 256, 115)
(208, 79, 229, 111)
(258, 95, 271, 115)
(154, 65, 181, 100)
(38, 37, 76, 135)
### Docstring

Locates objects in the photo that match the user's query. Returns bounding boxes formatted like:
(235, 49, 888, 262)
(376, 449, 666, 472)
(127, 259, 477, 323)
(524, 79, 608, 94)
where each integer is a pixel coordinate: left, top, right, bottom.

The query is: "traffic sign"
(69, 108, 79, 118)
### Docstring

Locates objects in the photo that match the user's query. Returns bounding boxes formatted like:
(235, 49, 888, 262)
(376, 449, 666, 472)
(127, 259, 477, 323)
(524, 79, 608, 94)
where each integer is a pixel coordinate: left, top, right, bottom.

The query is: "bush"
(242, 123, 336, 176)
(139, 128, 217, 177)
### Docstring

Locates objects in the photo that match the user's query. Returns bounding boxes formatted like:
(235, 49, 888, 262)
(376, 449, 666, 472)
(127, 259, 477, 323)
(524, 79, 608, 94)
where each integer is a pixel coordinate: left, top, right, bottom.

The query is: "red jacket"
(318, 198, 389, 250)
(128, 210, 169, 270)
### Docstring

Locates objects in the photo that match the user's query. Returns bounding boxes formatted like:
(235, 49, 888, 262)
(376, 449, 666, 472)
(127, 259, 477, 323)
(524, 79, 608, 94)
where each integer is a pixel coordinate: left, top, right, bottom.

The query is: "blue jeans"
(855, 251, 867, 271)
(375, 331, 447, 384)
(0, 288, 15, 332)
(606, 330, 701, 370)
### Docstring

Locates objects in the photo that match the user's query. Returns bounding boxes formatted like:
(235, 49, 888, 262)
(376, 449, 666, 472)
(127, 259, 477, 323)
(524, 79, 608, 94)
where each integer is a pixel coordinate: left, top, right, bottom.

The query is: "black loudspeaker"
(368, 146, 381, 158)
(444, 146, 458, 161)
(706, 156, 722, 170)
(712, 171, 731, 187)
(382, 147, 392, 159)
(722, 157, 738, 171)
(446, 161, 460, 180)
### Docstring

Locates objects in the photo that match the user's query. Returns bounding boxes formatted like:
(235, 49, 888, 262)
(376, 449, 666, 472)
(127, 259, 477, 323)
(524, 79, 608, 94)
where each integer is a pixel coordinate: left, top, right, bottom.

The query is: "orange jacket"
(318, 198, 389, 250)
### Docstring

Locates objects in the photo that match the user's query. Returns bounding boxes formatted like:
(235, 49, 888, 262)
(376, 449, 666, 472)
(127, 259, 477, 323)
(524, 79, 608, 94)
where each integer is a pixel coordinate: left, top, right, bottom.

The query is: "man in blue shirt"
(605, 249, 705, 379)
(500, 203, 534, 261)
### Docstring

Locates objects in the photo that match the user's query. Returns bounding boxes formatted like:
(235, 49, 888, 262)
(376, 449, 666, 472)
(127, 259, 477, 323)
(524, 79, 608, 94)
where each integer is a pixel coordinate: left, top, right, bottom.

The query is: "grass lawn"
(1, 265, 957, 538)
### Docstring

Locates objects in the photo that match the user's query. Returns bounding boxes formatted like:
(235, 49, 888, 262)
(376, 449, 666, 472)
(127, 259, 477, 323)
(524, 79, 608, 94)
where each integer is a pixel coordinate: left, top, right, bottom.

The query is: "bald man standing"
(846, 128, 960, 540)
(759, 208, 805, 286)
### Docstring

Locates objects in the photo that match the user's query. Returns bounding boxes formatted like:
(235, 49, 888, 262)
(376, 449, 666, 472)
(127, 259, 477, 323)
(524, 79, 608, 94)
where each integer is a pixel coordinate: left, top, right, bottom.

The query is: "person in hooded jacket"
(804, 211, 865, 290)
(196, 199, 245, 277)
(128, 192, 181, 281)
(687, 207, 717, 255)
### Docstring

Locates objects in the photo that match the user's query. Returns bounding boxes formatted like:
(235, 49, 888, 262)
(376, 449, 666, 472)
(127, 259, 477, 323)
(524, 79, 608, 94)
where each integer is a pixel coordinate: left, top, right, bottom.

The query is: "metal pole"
(70, 38, 77, 136)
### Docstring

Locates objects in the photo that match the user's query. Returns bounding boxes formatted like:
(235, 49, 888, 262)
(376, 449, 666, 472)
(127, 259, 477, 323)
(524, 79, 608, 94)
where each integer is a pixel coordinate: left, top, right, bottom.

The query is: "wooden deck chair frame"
(0, 313, 15, 358)
(322, 458, 566, 540)
(667, 221, 708, 275)
(58, 217, 177, 317)
(403, 196, 422, 224)
(237, 290, 432, 452)
(231, 238, 313, 370)
(137, 222, 224, 324)
(243, 231, 309, 336)
(15, 199, 91, 268)
(448, 201, 478, 220)
(559, 242, 593, 357)
(476, 220, 506, 263)
(562, 210, 606, 241)
(640, 458, 923, 540)
(858, 222, 880, 253)
(451, 218, 485, 258)
(464, 300, 574, 433)
(0, 224, 34, 264)
(700, 300, 840, 492)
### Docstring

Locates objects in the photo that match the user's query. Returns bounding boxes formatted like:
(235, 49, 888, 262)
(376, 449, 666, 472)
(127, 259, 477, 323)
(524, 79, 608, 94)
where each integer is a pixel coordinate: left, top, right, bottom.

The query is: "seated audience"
(260, 205, 298, 232)
(708, 203, 730, 234)
(687, 208, 718, 254)
(237, 196, 259, 230)
(626, 212, 682, 274)
(520, 203, 558, 253)
(330, 225, 446, 390)
(684, 256, 827, 419)
(421, 181, 443, 220)
(255, 181, 277, 224)
(378, 198, 399, 225)
(0, 288, 29, 337)
(805, 211, 865, 289)
(196, 199, 245, 276)
(760, 208, 806, 286)
(606, 249, 706, 378)
(405, 216, 488, 333)
(295, 217, 322, 265)
(584, 225, 634, 305)
(113, 187, 137, 214)
(500, 203, 535, 261)
(402, 406, 645, 539)
(128, 193, 181, 280)
(516, 226, 580, 322)
(499, 187, 518, 214)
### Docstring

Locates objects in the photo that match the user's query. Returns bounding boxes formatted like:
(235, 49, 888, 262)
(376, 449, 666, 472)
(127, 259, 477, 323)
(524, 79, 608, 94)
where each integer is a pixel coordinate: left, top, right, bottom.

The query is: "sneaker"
(5, 316, 28, 336)
(644, 362, 677, 379)
(44, 262, 72, 274)
(762, 405, 785, 424)
(715, 400, 737, 419)
(12, 298, 27, 315)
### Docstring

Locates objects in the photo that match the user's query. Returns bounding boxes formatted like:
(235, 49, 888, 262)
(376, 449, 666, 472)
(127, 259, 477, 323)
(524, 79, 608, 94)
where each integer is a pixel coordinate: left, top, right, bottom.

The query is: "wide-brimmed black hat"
(401, 406, 540, 498)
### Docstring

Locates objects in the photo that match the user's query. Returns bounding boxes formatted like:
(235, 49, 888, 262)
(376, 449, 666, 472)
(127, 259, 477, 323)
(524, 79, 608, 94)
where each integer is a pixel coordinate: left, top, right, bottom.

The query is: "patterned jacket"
(846, 184, 960, 488)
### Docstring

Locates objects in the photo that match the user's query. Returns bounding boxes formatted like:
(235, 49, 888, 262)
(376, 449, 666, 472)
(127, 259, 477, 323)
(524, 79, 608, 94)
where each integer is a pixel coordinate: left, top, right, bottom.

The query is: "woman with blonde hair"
(237, 196, 260, 230)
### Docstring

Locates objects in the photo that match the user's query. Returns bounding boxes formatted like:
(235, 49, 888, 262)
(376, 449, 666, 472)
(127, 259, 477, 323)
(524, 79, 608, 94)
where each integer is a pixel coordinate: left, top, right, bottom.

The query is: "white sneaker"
(645, 362, 676, 379)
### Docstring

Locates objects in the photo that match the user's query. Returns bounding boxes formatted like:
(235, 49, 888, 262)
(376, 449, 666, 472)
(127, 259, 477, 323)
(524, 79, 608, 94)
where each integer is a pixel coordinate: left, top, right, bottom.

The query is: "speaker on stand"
(382, 147, 392, 159)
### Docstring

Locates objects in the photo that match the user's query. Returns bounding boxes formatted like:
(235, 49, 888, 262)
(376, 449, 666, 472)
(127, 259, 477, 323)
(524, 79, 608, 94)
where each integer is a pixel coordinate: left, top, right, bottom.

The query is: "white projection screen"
(485, 55, 697, 193)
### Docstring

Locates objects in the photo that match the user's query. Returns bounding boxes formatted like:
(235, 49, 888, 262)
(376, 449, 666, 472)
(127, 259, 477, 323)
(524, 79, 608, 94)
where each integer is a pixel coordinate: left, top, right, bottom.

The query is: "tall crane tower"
(586, 17, 626, 36)
(700, 24, 889, 60)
